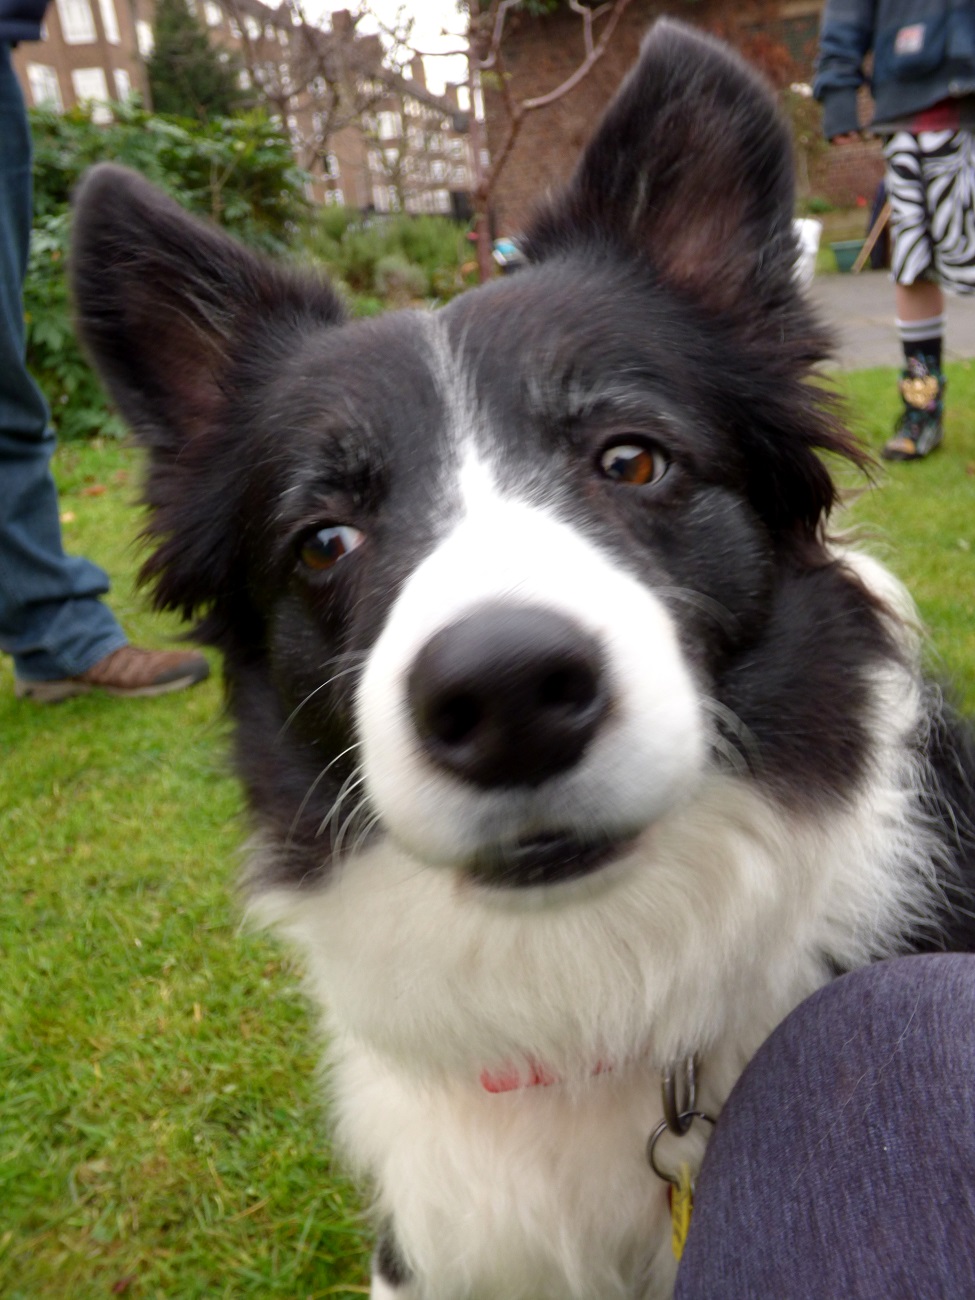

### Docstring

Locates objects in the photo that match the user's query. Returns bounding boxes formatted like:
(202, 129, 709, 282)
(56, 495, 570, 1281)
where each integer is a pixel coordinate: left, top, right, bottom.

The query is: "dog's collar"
(479, 1059, 608, 1093)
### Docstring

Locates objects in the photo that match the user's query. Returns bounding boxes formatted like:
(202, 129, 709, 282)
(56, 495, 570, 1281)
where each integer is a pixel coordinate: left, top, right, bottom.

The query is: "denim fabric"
(676, 954, 975, 1298)
(0, 42, 125, 680)
(815, 1, 975, 139)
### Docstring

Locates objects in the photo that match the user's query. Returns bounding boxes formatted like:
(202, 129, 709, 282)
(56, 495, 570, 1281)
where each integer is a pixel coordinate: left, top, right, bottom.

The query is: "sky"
(304, 1, 469, 94)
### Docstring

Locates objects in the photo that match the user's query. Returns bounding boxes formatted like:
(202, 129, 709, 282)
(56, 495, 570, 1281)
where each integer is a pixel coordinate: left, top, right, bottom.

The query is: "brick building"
(480, 0, 884, 235)
(11, 0, 150, 119)
(12, 0, 472, 216)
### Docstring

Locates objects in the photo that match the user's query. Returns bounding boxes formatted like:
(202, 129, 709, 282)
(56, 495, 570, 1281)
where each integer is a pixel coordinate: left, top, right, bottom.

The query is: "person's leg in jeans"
(0, 40, 127, 679)
(0, 43, 207, 700)
(676, 954, 975, 1298)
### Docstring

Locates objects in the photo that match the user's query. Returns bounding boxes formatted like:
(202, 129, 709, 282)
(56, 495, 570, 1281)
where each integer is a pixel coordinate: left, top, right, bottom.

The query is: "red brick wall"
(481, 1, 881, 234)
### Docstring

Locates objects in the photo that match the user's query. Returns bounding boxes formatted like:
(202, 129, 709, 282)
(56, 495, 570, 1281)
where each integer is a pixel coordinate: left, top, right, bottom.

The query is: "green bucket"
(830, 239, 865, 273)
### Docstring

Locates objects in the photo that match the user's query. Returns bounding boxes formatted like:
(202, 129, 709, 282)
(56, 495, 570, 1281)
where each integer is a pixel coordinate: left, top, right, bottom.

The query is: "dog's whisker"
(275, 654, 368, 742)
(284, 743, 362, 851)
(318, 770, 368, 843)
(333, 796, 378, 862)
(342, 809, 384, 863)
(656, 586, 740, 637)
(699, 697, 761, 772)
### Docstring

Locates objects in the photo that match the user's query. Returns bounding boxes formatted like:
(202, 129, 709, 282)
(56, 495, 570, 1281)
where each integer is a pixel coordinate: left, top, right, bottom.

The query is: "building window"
(433, 189, 451, 214)
(113, 66, 131, 99)
(26, 63, 62, 108)
(57, 0, 96, 44)
(136, 19, 153, 55)
(244, 15, 260, 38)
(97, 0, 119, 43)
(228, 17, 240, 37)
(377, 110, 401, 141)
(324, 187, 344, 206)
(325, 152, 340, 178)
(430, 159, 447, 181)
(204, 1, 222, 27)
(238, 68, 251, 89)
(72, 66, 111, 121)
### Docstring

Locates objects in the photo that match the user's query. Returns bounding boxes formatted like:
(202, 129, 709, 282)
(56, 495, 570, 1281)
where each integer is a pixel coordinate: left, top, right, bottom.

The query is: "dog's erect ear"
(524, 19, 797, 313)
(71, 165, 344, 622)
(72, 164, 344, 453)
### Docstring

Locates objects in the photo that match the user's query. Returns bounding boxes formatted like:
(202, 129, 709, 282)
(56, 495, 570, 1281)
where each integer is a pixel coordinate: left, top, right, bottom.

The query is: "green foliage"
(25, 102, 310, 440)
(31, 100, 307, 249)
(147, 0, 246, 122)
(25, 215, 129, 443)
(374, 252, 428, 303)
(301, 207, 477, 306)
(802, 195, 836, 215)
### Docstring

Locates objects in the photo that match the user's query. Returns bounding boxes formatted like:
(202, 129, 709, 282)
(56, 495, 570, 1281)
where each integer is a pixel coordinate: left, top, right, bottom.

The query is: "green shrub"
(25, 102, 309, 440)
(300, 207, 475, 305)
(25, 212, 129, 442)
(374, 253, 429, 303)
(803, 195, 837, 215)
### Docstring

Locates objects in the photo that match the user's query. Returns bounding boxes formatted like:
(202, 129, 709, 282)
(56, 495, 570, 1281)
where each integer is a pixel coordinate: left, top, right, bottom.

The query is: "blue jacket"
(0, 0, 49, 43)
(814, 0, 975, 138)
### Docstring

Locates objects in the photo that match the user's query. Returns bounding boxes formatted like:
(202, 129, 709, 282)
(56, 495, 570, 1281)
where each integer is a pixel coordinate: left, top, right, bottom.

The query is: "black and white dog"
(72, 20, 975, 1300)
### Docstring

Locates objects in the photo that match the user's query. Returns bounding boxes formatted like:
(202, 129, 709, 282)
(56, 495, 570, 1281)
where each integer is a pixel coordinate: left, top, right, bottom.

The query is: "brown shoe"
(15, 645, 210, 702)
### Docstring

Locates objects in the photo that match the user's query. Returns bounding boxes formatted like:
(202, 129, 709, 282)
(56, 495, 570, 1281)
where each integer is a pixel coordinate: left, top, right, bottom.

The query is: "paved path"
(811, 270, 975, 368)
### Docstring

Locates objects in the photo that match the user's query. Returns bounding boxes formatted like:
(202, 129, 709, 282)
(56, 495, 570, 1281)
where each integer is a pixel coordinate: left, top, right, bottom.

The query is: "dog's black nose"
(407, 604, 609, 789)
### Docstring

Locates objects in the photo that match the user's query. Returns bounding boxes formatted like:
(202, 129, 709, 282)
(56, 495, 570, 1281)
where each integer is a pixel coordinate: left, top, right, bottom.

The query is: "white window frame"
(26, 63, 62, 108)
(72, 66, 111, 121)
(97, 0, 120, 44)
(113, 66, 131, 100)
(57, 0, 96, 45)
(377, 110, 401, 141)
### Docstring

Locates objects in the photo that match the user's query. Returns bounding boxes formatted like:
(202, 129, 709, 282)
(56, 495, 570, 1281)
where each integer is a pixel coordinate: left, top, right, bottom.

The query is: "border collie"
(71, 20, 975, 1299)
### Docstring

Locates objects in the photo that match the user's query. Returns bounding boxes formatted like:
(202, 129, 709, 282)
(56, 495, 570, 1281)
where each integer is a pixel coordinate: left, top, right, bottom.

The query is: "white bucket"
(793, 218, 822, 289)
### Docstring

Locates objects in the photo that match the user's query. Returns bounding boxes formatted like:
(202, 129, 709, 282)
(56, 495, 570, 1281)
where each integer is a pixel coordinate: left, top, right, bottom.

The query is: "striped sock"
(897, 313, 945, 370)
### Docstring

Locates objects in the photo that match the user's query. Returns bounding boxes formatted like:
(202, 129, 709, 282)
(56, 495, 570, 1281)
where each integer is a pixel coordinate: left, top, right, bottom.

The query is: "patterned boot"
(881, 357, 946, 461)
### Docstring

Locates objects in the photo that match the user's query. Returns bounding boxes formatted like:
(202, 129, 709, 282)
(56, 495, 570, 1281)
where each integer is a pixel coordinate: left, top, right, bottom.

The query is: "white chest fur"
(337, 1047, 693, 1300)
(253, 708, 939, 1299)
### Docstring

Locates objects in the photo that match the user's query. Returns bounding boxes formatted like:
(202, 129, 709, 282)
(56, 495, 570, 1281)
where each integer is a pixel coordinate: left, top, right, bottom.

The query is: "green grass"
(0, 442, 372, 1298)
(836, 360, 975, 710)
(2, 368, 974, 1296)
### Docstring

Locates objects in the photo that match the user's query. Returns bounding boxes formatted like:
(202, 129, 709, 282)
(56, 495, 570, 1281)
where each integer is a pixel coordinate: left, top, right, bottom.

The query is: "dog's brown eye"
(598, 442, 668, 486)
(299, 525, 365, 572)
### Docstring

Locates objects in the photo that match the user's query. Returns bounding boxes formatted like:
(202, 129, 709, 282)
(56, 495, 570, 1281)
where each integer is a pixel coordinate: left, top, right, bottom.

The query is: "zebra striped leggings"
(883, 129, 975, 295)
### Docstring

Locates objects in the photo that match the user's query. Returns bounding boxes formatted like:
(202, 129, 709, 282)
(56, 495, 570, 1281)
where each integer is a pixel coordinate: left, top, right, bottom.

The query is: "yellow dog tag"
(669, 1162, 694, 1261)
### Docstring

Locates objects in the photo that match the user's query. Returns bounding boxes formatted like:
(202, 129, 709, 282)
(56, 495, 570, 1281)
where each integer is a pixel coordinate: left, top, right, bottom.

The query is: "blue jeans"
(676, 954, 975, 1297)
(0, 41, 125, 680)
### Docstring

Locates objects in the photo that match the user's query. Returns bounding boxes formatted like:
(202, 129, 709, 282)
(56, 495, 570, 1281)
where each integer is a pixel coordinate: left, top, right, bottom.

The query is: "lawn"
(2, 365, 973, 1298)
